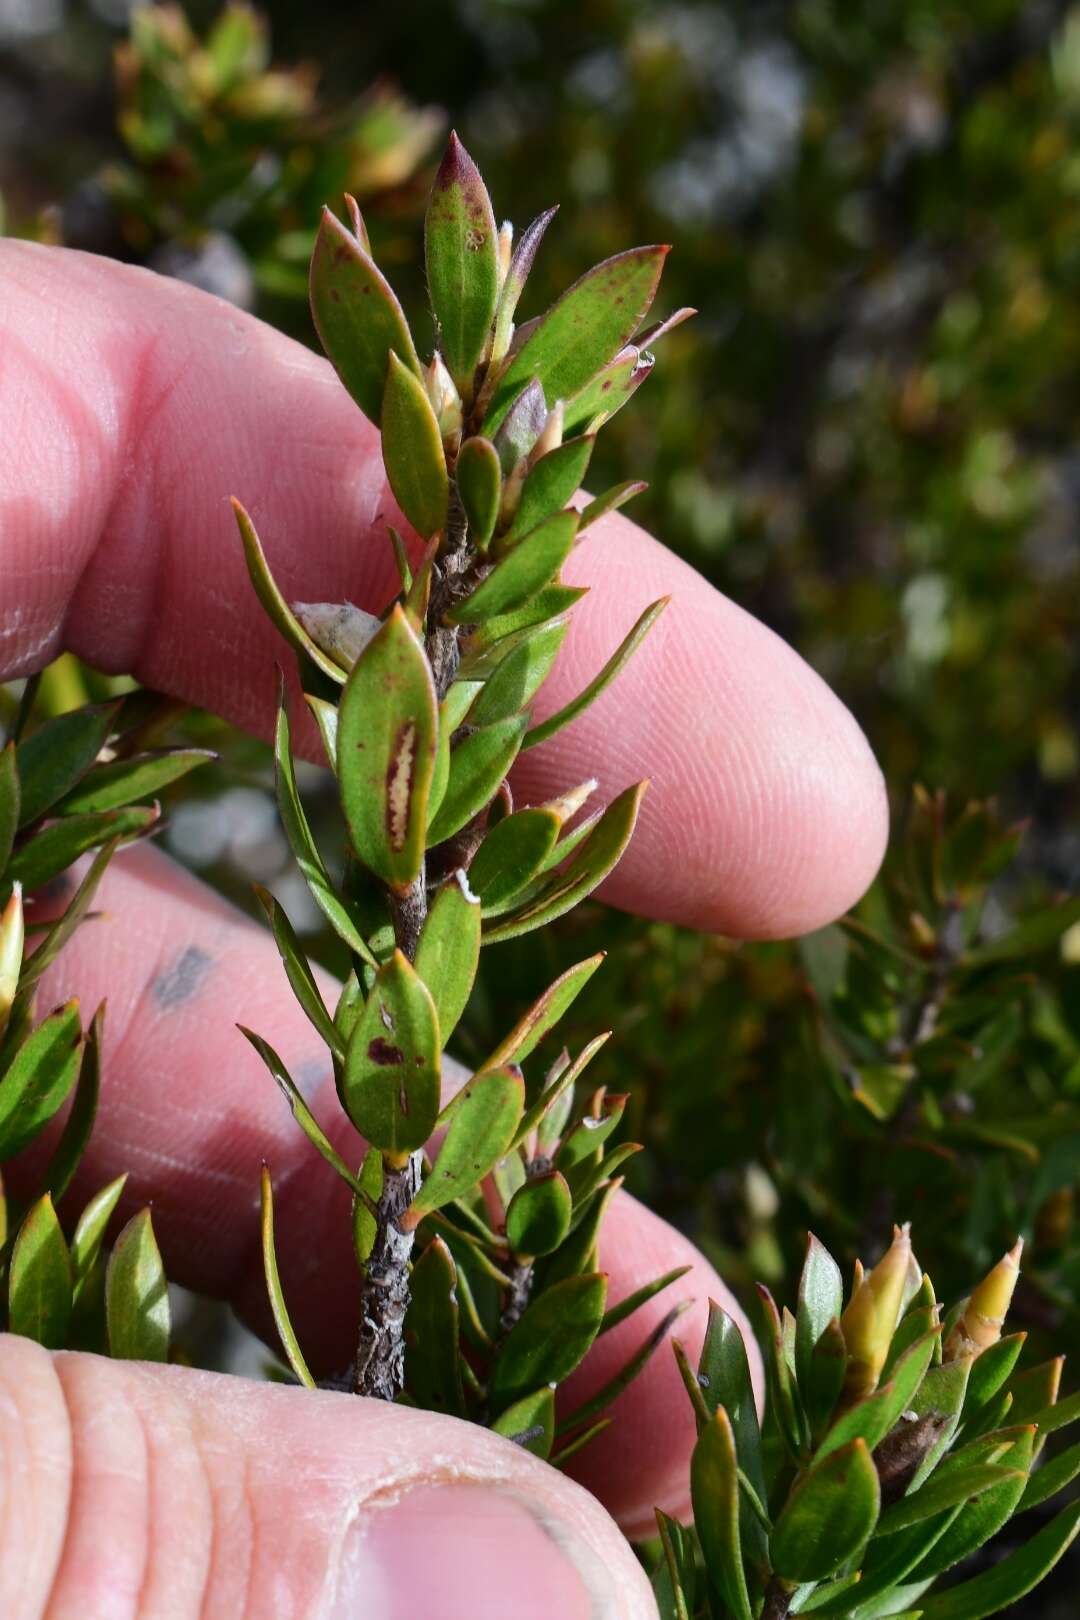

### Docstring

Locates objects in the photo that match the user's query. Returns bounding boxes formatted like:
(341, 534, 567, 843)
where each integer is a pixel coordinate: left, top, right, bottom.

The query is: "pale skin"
(0, 241, 889, 1619)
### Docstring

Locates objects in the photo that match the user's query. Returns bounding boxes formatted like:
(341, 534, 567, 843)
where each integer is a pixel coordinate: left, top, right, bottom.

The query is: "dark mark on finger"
(152, 945, 214, 1009)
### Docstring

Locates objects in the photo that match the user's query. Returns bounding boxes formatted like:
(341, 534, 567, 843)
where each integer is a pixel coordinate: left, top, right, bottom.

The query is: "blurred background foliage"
(4, 0, 1080, 1448)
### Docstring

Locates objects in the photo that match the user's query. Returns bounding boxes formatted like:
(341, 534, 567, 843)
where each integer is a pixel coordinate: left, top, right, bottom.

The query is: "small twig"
(354, 1153, 423, 1399)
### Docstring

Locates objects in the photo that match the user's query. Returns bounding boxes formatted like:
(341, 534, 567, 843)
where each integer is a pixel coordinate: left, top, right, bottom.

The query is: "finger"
(0, 240, 886, 935)
(17, 843, 761, 1533)
(0, 1336, 657, 1619)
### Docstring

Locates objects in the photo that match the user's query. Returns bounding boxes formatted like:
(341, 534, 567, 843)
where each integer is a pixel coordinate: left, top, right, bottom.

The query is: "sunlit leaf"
(342, 950, 441, 1155)
(382, 351, 449, 538)
(445, 511, 578, 626)
(106, 1208, 170, 1362)
(426, 715, 526, 846)
(481, 953, 604, 1069)
(402, 1065, 523, 1226)
(15, 702, 119, 826)
(467, 806, 560, 910)
(489, 1271, 607, 1414)
(0, 998, 83, 1159)
(425, 133, 499, 396)
(506, 1170, 572, 1259)
(770, 1438, 881, 1581)
(8, 1193, 73, 1348)
(502, 435, 594, 548)
(259, 1165, 316, 1388)
(522, 597, 668, 750)
(232, 498, 345, 684)
(456, 435, 502, 551)
(414, 872, 481, 1045)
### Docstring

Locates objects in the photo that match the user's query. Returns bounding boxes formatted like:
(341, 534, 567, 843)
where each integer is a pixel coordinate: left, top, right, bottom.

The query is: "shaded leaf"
(482, 953, 604, 1069)
(601, 1265, 692, 1336)
(427, 715, 527, 846)
(402, 1066, 524, 1226)
(342, 951, 441, 1155)
(57, 748, 214, 816)
(817, 1328, 940, 1465)
(338, 605, 438, 894)
(239, 1027, 363, 1193)
(414, 871, 481, 1044)
(917, 1498, 1080, 1619)
(105, 1208, 170, 1362)
(255, 886, 342, 1060)
(446, 511, 578, 626)
(462, 584, 588, 654)
(456, 435, 502, 550)
(16, 837, 118, 996)
(491, 1387, 555, 1458)
(16, 703, 118, 826)
(382, 351, 449, 538)
(260, 1165, 316, 1388)
(503, 434, 595, 548)
(0, 999, 83, 1159)
(0, 744, 19, 871)
(576, 478, 648, 532)
(770, 1438, 881, 1582)
(468, 619, 567, 728)
(6, 805, 156, 896)
(878, 1464, 1025, 1535)
(489, 1271, 607, 1414)
(691, 1408, 754, 1620)
(491, 379, 548, 475)
(796, 1233, 844, 1390)
(70, 1172, 127, 1287)
(510, 1031, 610, 1153)
(310, 205, 421, 425)
(468, 806, 560, 910)
(405, 1235, 466, 1416)
(506, 1170, 572, 1259)
(491, 205, 558, 361)
(41, 1000, 103, 1206)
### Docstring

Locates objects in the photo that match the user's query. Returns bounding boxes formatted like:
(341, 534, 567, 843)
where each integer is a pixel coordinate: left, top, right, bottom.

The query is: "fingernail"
(333, 1483, 601, 1619)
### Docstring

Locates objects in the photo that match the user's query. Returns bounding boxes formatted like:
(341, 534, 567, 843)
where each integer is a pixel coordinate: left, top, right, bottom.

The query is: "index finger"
(0, 240, 887, 935)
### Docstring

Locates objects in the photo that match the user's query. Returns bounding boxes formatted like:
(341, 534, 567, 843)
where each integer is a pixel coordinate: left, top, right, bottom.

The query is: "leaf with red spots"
(481, 245, 669, 436)
(343, 950, 441, 1156)
(337, 604, 438, 894)
(425, 133, 499, 399)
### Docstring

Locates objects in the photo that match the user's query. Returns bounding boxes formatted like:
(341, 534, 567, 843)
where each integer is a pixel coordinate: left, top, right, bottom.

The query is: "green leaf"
(917, 1498, 1080, 1619)
(601, 1265, 692, 1336)
(511, 1031, 610, 1154)
(806, 1317, 848, 1441)
(70, 1172, 127, 1288)
(483, 782, 646, 943)
(238, 1027, 364, 1194)
(965, 894, 1080, 966)
(8, 1193, 73, 1348)
(522, 597, 668, 749)
(506, 1170, 572, 1259)
(463, 584, 588, 654)
(382, 351, 450, 538)
(105, 1208, 170, 1362)
(491, 1387, 555, 1458)
(878, 1465, 1026, 1535)
(414, 871, 481, 1044)
(485, 956, 605, 1073)
(558, 1090, 627, 1171)
(254, 886, 342, 1060)
(456, 435, 502, 550)
(0, 999, 83, 1159)
(56, 749, 213, 815)
(559, 1300, 692, 1436)
(405, 1234, 466, 1416)
(576, 479, 648, 532)
(427, 715, 526, 846)
(41, 1001, 103, 1206)
(446, 511, 579, 626)
(6, 805, 156, 896)
(425, 133, 499, 395)
(1019, 1436, 1080, 1511)
(273, 692, 376, 964)
(817, 1328, 940, 1465)
(16, 836, 118, 996)
(698, 1302, 766, 1506)
(796, 1233, 844, 1390)
(468, 807, 560, 909)
(310, 205, 422, 425)
(15, 702, 119, 826)
(402, 1066, 524, 1226)
(0, 744, 19, 872)
(489, 1271, 607, 1414)
(482, 246, 669, 435)
(259, 1165, 316, 1389)
(771, 1438, 881, 1582)
(905, 1356, 976, 1487)
(562, 350, 648, 436)
(1027, 1386, 1080, 1438)
(691, 1408, 754, 1620)
(491, 206, 558, 362)
(342, 951, 441, 1155)
(352, 1146, 383, 1268)
(468, 620, 568, 728)
(232, 499, 346, 684)
(963, 1333, 1026, 1421)
(503, 435, 595, 547)
(902, 1432, 1033, 1587)
(338, 605, 438, 893)
(654, 1510, 696, 1620)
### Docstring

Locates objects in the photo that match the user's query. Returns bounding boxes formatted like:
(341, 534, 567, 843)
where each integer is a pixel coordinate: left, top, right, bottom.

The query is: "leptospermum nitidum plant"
(0, 683, 212, 1358)
(235, 139, 1080, 1611)
(235, 133, 691, 1433)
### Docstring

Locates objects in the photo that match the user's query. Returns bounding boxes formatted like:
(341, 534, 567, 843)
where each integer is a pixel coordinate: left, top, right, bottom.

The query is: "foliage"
(656, 1228, 1080, 1620)
(0, 675, 207, 1358)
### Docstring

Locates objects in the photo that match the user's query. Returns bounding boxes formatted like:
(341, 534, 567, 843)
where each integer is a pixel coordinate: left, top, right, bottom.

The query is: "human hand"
(0, 242, 888, 1618)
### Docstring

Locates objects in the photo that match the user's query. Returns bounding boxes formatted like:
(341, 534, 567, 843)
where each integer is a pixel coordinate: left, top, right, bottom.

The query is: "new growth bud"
(840, 1224, 913, 1404)
(0, 882, 24, 1040)
(943, 1239, 1023, 1361)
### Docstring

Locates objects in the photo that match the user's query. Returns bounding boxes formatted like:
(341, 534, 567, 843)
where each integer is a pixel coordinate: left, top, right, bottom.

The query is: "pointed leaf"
(41, 1001, 103, 1205)
(456, 435, 502, 550)
(770, 1439, 881, 1582)
(558, 1091, 628, 1172)
(504, 435, 594, 547)
(482, 246, 669, 434)
(468, 619, 567, 728)
(310, 206, 422, 424)
(405, 1235, 466, 1416)
(1018, 1436, 1080, 1511)
(414, 870, 481, 1044)
(381, 351, 449, 539)
(510, 1031, 610, 1153)
(425, 134, 499, 394)
(481, 953, 605, 1069)
(489, 1271, 607, 1414)
(559, 1300, 692, 1436)
(483, 782, 646, 943)
(468, 806, 560, 909)
(15, 702, 119, 826)
(338, 605, 438, 893)
(817, 1328, 940, 1465)
(427, 715, 526, 846)
(70, 1173, 128, 1288)
(699, 1301, 767, 1509)
(8, 1193, 73, 1348)
(239, 1027, 364, 1193)
(0, 999, 82, 1159)
(105, 1208, 169, 1362)
(491, 205, 558, 361)
(16, 837, 118, 995)
(463, 583, 588, 654)
(342, 951, 441, 1155)
(492, 379, 549, 475)
(878, 1465, 1026, 1535)
(260, 1166, 316, 1388)
(506, 1170, 573, 1259)
(6, 805, 156, 896)
(576, 479, 648, 532)
(233, 499, 345, 683)
(254, 886, 342, 1060)
(402, 1065, 524, 1227)
(522, 597, 668, 750)
(0, 743, 19, 871)
(691, 1408, 754, 1620)
(446, 511, 578, 626)
(917, 1498, 1080, 1619)
(562, 350, 650, 436)
(601, 1266, 692, 1336)
(55, 748, 214, 815)
(796, 1233, 844, 1389)
(492, 1387, 555, 1458)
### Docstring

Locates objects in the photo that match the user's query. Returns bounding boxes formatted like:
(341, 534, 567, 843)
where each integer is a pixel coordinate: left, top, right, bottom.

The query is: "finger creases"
(0, 1336, 657, 1620)
(0, 239, 886, 936)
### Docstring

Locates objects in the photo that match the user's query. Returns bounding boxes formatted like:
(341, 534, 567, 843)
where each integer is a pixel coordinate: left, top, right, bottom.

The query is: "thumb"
(1, 1336, 658, 1619)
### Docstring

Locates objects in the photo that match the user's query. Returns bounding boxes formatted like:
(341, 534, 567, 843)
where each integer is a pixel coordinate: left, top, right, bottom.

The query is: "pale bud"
(540, 779, 598, 826)
(0, 883, 25, 1039)
(496, 220, 514, 290)
(293, 602, 381, 671)
(841, 1224, 913, 1403)
(944, 1240, 1023, 1361)
(530, 399, 565, 463)
(425, 353, 463, 441)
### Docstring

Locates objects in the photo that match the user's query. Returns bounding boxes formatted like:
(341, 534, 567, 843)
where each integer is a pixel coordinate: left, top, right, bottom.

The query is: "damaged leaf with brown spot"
(342, 950, 440, 1155)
